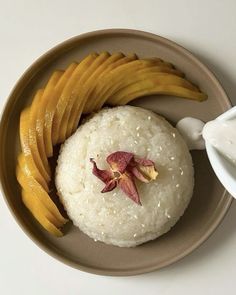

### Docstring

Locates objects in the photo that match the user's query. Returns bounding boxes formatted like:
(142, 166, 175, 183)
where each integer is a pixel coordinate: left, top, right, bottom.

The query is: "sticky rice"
(56, 106, 194, 247)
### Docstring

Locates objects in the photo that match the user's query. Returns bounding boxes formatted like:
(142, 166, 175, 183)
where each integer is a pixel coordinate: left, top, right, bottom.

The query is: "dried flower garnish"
(90, 151, 158, 205)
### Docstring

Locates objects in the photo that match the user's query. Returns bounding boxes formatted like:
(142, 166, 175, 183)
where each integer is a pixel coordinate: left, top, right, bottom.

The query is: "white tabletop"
(1, 0, 236, 294)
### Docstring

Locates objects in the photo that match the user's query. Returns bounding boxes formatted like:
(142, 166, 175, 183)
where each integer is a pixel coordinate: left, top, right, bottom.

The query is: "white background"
(1, 0, 236, 294)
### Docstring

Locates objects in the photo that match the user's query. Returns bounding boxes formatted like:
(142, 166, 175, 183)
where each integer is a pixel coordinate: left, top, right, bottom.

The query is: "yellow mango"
(44, 62, 78, 154)
(36, 70, 64, 158)
(20, 108, 49, 192)
(108, 72, 200, 104)
(68, 53, 137, 136)
(17, 154, 67, 226)
(61, 52, 110, 143)
(137, 65, 184, 77)
(115, 84, 207, 105)
(29, 89, 51, 179)
(92, 59, 161, 111)
(52, 53, 98, 145)
(69, 52, 124, 128)
(145, 57, 174, 68)
(85, 53, 138, 113)
(22, 190, 63, 237)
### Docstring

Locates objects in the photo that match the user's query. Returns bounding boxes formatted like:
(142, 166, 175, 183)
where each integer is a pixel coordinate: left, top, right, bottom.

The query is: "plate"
(0, 29, 232, 276)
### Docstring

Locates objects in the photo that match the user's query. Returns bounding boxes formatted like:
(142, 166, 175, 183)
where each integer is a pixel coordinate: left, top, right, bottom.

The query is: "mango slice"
(92, 59, 167, 110)
(68, 52, 134, 135)
(82, 52, 125, 114)
(20, 108, 49, 192)
(67, 52, 125, 134)
(22, 190, 63, 237)
(108, 73, 200, 105)
(36, 70, 64, 158)
(29, 89, 51, 179)
(44, 62, 78, 155)
(137, 65, 184, 77)
(17, 154, 67, 226)
(83, 53, 137, 114)
(116, 84, 207, 105)
(51, 53, 98, 145)
(60, 52, 111, 143)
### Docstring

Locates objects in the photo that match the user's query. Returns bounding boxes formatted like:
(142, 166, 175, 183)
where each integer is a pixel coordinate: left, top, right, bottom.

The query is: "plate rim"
(0, 28, 233, 276)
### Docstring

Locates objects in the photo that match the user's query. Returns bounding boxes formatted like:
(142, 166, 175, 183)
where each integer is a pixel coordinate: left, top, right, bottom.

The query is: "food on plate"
(36, 70, 64, 159)
(20, 108, 49, 192)
(16, 51, 206, 238)
(56, 106, 194, 247)
(16, 154, 67, 236)
(29, 89, 51, 178)
(45, 62, 78, 154)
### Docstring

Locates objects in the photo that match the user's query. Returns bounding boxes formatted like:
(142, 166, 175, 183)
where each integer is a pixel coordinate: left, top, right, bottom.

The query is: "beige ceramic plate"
(0, 29, 232, 276)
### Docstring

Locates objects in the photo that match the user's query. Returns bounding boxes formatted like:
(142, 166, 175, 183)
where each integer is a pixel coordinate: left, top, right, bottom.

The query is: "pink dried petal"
(132, 157, 158, 182)
(130, 167, 150, 183)
(119, 172, 141, 205)
(137, 165, 158, 181)
(90, 152, 157, 205)
(107, 151, 134, 173)
(90, 158, 113, 184)
(134, 158, 155, 166)
(101, 179, 117, 193)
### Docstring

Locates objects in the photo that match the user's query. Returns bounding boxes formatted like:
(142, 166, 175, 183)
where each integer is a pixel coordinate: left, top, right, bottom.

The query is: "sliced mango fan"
(16, 51, 207, 237)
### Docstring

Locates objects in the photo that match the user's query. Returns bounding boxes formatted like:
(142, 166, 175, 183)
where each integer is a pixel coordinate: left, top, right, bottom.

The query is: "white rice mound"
(56, 106, 194, 247)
